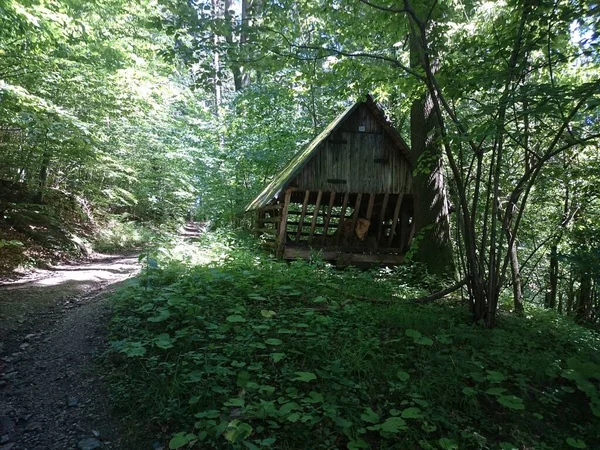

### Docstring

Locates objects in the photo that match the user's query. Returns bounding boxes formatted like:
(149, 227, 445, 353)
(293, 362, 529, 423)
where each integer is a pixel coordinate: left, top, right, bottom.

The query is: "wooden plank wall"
(291, 104, 412, 194)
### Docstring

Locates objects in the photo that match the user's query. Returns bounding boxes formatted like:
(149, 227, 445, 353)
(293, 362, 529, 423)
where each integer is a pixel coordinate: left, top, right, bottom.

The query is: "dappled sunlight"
(34, 269, 117, 287)
(0, 256, 140, 294)
(1, 256, 139, 289)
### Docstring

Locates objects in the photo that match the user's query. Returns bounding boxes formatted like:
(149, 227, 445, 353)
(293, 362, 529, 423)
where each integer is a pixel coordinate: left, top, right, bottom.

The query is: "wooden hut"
(245, 95, 414, 266)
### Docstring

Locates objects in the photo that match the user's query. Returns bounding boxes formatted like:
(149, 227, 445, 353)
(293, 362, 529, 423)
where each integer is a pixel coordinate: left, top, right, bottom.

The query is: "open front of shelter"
(246, 95, 415, 267)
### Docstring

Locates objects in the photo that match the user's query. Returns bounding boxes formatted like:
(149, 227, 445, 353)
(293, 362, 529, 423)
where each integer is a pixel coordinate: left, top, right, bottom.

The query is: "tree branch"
(359, 0, 408, 13)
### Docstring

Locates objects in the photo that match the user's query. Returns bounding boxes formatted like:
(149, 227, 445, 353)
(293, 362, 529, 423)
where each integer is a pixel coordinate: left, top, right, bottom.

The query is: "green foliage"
(0, 0, 212, 227)
(91, 218, 168, 252)
(107, 233, 600, 449)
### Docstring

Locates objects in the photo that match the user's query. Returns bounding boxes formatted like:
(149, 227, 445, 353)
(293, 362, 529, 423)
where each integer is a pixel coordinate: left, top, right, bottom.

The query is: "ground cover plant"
(91, 217, 172, 253)
(107, 233, 600, 450)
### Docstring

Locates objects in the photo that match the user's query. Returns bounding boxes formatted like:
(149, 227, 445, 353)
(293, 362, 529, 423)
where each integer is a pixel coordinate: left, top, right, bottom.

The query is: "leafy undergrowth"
(91, 216, 170, 253)
(108, 232, 600, 450)
(0, 180, 94, 275)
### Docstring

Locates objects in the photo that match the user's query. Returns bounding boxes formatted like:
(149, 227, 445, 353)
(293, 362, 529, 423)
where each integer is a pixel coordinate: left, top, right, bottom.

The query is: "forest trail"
(0, 253, 141, 450)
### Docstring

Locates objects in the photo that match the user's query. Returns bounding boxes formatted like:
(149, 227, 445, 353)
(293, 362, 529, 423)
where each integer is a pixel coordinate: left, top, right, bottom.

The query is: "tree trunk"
(576, 272, 592, 323)
(212, 0, 222, 115)
(36, 148, 51, 203)
(508, 234, 524, 313)
(566, 275, 575, 315)
(557, 291, 563, 314)
(409, 29, 455, 278)
(544, 245, 558, 309)
(226, 0, 251, 91)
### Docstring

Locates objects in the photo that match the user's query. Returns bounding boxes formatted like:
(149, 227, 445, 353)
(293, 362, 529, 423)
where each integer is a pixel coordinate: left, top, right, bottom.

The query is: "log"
(412, 279, 468, 303)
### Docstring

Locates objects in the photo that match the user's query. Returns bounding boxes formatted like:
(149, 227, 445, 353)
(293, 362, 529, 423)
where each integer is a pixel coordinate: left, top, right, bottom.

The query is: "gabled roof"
(245, 94, 411, 212)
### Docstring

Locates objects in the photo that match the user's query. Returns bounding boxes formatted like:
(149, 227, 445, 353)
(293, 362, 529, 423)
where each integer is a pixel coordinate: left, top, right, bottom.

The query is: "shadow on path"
(0, 252, 140, 450)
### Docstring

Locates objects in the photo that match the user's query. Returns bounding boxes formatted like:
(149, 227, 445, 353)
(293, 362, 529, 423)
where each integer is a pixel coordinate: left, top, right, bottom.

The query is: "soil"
(0, 252, 141, 450)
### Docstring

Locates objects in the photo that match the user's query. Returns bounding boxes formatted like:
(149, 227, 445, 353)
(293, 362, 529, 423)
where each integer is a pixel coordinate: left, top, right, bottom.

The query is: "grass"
(107, 231, 600, 450)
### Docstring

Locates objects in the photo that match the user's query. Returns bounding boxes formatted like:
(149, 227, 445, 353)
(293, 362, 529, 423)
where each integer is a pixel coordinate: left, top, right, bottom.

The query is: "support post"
(276, 190, 292, 257)
(349, 193, 362, 245)
(365, 193, 375, 221)
(375, 192, 389, 249)
(308, 190, 323, 245)
(388, 193, 403, 247)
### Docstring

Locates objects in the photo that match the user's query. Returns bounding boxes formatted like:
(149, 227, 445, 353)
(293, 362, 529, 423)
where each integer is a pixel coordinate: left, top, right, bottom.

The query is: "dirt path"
(0, 253, 141, 450)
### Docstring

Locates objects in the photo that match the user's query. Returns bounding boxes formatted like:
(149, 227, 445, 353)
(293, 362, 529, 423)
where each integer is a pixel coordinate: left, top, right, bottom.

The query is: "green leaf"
(485, 387, 506, 396)
(439, 437, 458, 450)
(500, 443, 518, 450)
(224, 398, 245, 407)
(380, 417, 407, 433)
(224, 420, 253, 443)
(498, 395, 525, 410)
(397, 371, 410, 381)
(307, 391, 324, 403)
(401, 407, 423, 419)
(416, 336, 434, 346)
(121, 341, 146, 357)
(462, 387, 477, 397)
(169, 432, 195, 449)
(486, 370, 506, 382)
(279, 402, 299, 415)
(184, 370, 203, 383)
(260, 437, 276, 446)
(334, 416, 353, 428)
(236, 371, 250, 388)
(566, 438, 587, 449)
(261, 310, 276, 318)
(292, 371, 317, 382)
(154, 333, 174, 349)
(405, 329, 422, 338)
(287, 412, 301, 422)
(360, 407, 380, 424)
(195, 410, 220, 419)
(347, 438, 369, 449)
(259, 385, 276, 394)
(265, 338, 283, 346)
(226, 314, 246, 323)
(148, 308, 171, 322)
(271, 352, 285, 362)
